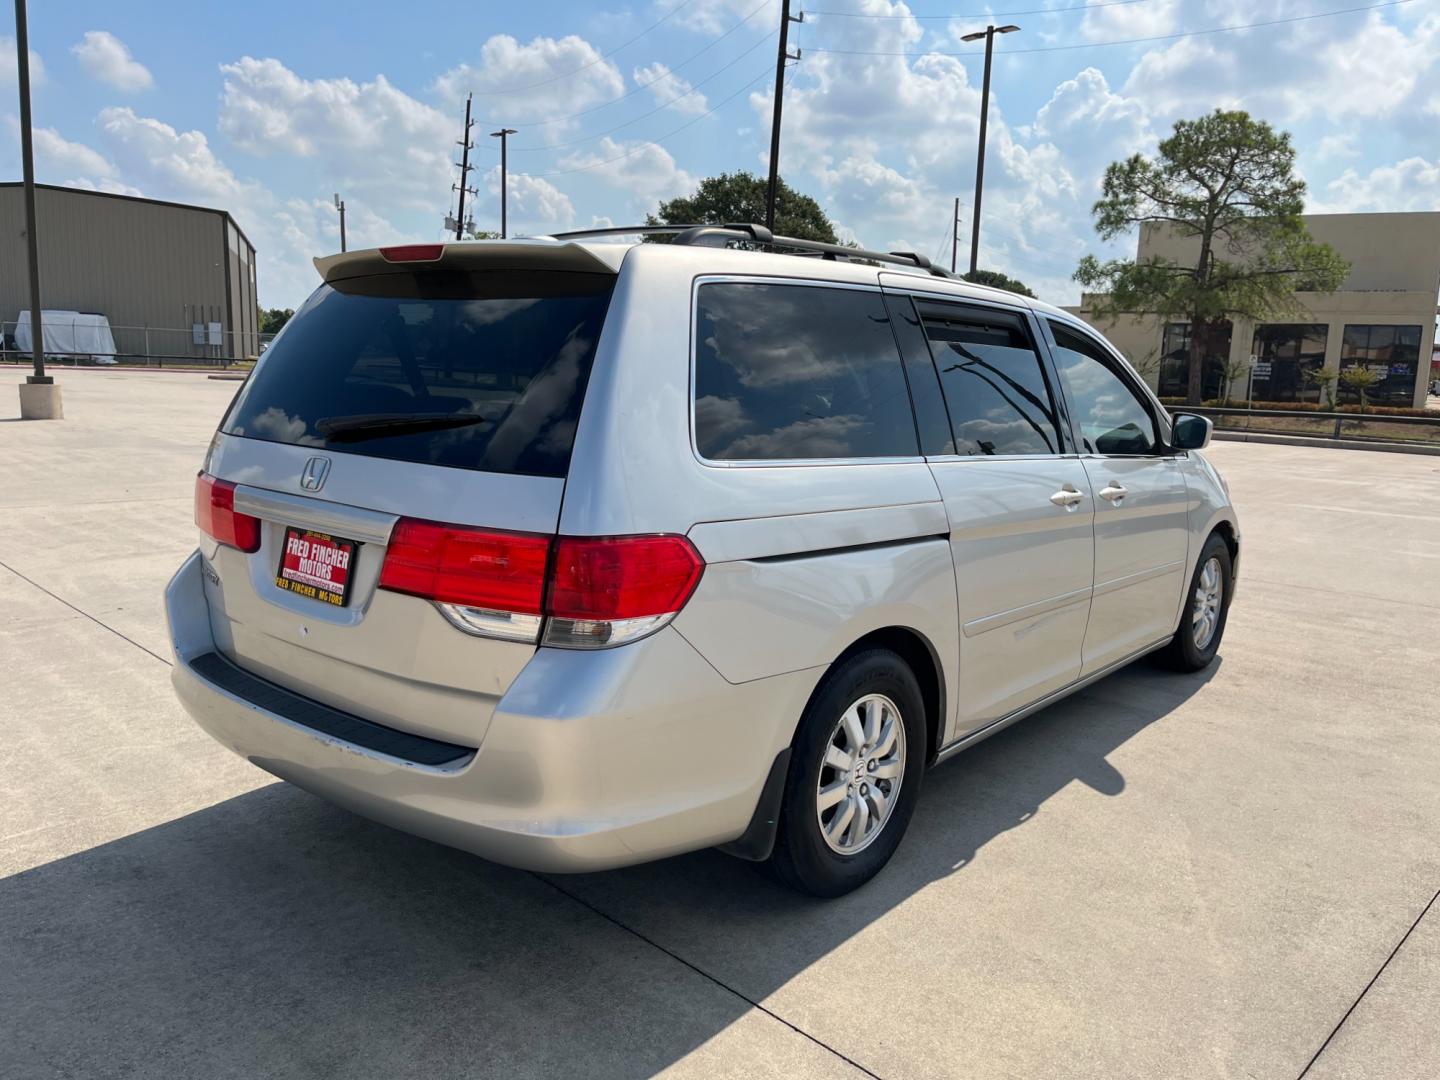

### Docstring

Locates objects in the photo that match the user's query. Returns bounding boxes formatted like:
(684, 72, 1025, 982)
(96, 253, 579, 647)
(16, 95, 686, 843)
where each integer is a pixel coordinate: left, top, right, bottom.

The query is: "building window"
(1251, 324, 1328, 403)
(1160, 321, 1230, 400)
(1341, 325, 1421, 406)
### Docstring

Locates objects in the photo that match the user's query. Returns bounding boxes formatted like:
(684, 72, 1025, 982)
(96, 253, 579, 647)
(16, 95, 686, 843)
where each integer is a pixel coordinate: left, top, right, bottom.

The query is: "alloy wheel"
(815, 693, 906, 855)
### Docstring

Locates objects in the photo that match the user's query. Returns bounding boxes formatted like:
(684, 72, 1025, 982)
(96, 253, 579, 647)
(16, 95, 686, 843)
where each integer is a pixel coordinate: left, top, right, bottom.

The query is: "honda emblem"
(300, 456, 331, 492)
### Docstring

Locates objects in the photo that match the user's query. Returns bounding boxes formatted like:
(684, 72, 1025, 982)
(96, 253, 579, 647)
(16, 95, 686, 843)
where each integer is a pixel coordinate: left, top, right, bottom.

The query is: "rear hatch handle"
(232, 486, 398, 546)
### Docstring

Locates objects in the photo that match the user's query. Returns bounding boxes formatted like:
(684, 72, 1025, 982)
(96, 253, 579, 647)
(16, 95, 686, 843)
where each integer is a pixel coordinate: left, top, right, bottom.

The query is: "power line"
(469, 0, 702, 95)
(809, 0, 1156, 19)
(510, 29, 778, 151)
(482, 0, 774, 128)
(535, 66, 776, 178)
(806, 0, 1418, 56)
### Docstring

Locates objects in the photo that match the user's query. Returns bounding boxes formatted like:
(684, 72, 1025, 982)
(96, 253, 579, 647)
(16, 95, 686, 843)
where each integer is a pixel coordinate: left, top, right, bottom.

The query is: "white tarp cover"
(14, 310, 118, 363)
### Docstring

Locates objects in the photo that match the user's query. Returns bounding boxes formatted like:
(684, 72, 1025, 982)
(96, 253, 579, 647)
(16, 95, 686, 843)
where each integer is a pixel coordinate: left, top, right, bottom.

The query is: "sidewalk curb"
(1212, 431, 1440, 456)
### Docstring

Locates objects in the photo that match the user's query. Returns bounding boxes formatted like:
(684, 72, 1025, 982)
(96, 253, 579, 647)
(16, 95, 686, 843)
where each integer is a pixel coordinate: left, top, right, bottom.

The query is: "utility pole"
(764, 0, 804, 233)
(951, 197, 961, 274)
(333, 193, 347, 252)
(452, 94, 476, 241)
(961, 23, 1019, 276)
(490, 127, 517, 238)
(13, 0, 60, 419)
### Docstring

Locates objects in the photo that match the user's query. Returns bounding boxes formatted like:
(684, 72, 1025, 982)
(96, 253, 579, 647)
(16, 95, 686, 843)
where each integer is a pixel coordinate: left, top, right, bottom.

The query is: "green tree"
(1338, 364, 1379, 413)
(1075, 110, 1350, 405)
(963, 269, 1035, 297)
(259, 308, 294, 335)
(1220, 354, 1253, 407)
(648, 171, 838, 243)
(1303, 365, 1338, 410)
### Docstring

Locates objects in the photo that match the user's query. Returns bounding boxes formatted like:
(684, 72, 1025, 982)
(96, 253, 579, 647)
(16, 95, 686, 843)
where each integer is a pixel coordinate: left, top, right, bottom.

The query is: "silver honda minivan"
(166, 225, 1238, 897)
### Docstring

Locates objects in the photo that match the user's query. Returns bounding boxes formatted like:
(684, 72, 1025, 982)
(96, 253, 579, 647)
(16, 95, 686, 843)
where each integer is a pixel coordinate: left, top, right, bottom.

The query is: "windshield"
(223, 268, 614, 478)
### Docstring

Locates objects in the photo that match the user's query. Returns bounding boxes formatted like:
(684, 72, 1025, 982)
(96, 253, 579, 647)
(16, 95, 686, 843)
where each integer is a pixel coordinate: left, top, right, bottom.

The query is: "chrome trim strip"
(233, 485, 399, 545)
(962, 587, 1093, 639)
(1091, 560, 1186, 599)
(933, 637, 1171, 764)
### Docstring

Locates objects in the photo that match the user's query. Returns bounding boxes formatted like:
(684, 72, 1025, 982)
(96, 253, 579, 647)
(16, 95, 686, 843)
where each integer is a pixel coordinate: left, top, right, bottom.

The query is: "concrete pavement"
(2, 368, 1437, 1079)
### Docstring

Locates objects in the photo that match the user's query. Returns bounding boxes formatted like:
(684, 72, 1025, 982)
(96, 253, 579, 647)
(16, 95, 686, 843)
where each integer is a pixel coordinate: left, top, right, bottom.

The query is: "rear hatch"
(195, 243, 618, 746)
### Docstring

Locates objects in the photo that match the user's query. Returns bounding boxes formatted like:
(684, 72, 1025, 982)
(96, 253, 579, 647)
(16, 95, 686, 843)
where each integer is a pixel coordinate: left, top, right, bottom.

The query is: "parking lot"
(3, 367, 1437, 1079)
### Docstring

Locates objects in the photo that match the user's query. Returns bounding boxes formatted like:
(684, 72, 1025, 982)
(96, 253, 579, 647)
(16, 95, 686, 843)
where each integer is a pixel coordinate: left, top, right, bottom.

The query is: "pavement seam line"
(0, 558, 173, 669)
(533, 874, 887, 1080)
(1296, 883, 1440, 1078)
(1242, 576, 1436, 612)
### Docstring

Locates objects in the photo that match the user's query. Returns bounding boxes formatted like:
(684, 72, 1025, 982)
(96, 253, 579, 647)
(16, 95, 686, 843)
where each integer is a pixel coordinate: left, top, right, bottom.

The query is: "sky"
(2, 0, 1438, 311)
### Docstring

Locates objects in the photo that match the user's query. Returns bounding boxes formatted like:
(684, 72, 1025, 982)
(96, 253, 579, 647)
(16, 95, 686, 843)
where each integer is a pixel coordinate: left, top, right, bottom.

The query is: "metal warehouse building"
(1, 183, 259, 363)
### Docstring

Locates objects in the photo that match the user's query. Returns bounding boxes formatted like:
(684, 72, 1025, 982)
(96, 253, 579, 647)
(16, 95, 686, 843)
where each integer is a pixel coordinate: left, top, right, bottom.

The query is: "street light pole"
(961, 23, 1019, 277)
(15, 0, 44, 384)
(13, 0, 61, 419)
(490, 127, 517, 238)
(333, 193, 346, 252)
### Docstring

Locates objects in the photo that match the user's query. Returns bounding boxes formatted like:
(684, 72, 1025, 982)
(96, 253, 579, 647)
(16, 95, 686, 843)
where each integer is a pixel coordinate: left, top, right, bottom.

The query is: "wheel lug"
(867, 759, 877, 772)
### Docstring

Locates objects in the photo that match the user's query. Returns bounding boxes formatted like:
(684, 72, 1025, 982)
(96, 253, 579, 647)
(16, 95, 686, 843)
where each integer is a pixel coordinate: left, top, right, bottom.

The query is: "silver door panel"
(929, 457, 1096, 733)
(1079, 456, 1191, 674)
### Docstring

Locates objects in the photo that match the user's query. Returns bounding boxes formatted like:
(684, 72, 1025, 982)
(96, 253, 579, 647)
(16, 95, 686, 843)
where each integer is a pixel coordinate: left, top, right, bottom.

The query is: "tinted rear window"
(693, 282, 919, 461)
(223, 269, 614, 477)
(919, 305, 1061, 457)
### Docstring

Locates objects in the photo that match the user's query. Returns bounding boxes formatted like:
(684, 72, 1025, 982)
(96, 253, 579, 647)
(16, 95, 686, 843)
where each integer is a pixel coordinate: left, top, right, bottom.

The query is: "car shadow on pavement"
(2, 660, 1218, 1079)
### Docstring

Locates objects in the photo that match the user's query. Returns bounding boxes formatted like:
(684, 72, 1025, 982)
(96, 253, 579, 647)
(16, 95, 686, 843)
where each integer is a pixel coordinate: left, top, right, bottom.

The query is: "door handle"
(1099, 483, 1128, 503)
(1050, 485, 1086, 509)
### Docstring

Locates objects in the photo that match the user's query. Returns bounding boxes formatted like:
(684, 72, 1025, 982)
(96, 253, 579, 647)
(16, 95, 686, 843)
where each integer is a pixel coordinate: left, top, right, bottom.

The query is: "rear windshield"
(223, 268, 614, 477)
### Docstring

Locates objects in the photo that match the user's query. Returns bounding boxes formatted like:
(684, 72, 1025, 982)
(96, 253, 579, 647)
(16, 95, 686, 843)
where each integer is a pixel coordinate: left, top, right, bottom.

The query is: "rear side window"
(693, 282, 919, 461)
(1048, 321, 1159, 455)
(919, 305, 1061, 456)
(223, 269, 614, 477)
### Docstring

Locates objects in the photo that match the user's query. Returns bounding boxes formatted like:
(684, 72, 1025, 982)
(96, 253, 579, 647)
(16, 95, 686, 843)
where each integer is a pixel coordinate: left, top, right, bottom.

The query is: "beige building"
(1068, 212, 1440, 409)
(1, 183, 259, 361)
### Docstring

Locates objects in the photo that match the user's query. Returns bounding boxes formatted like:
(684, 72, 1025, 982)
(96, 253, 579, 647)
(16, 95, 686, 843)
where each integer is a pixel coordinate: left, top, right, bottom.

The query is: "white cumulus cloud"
(219, 57, 453, 210)
(633, 62, 709, 116)
(1, 34, 45, 88)
(434, 35, 625, 123)
(71, 31, 153, 92)
(556, 137, 697, 214)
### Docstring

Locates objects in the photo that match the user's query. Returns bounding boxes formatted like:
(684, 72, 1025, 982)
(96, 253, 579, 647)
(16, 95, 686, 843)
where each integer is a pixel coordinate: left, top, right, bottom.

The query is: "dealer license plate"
(274, 527, 357, 607)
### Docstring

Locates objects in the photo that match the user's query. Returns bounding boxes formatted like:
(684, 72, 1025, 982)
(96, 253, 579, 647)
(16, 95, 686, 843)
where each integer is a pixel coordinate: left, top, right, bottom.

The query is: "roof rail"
(544, 223, 956, 279)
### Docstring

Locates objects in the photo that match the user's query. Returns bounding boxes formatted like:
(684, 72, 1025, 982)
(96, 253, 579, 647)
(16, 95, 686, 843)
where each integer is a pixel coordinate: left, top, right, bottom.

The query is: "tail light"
(377, 520, 704, 648)
(194, 473, 260, 553)
(379, 520, 550, 642)
(545, 535, 704, 648)
(379, 244, 445, 263)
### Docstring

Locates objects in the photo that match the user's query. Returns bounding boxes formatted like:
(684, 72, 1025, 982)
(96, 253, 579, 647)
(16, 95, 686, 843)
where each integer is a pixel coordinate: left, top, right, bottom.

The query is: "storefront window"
(1251, 324, 1328, 403)
(1340, 325, 1421, 406)
(1160, 321, 1229, 400)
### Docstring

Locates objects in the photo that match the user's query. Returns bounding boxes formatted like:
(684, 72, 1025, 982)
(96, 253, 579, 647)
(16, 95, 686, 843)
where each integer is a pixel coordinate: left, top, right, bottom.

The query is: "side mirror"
(1170, 412, 1212, 451)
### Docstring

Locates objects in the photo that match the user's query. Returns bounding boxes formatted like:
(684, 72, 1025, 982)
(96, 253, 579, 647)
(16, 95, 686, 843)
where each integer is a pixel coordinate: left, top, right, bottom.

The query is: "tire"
(766, 648, 927, 898)
(1157, 532, 1233, 673)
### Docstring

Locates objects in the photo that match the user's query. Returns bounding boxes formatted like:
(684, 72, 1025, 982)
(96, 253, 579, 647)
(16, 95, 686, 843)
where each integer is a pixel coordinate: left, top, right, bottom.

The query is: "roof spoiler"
(312, 239, 624, 283)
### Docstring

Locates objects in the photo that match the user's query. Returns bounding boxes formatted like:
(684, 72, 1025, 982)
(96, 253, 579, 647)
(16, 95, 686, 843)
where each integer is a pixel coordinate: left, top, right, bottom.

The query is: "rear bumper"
(166, 551, 817, 872)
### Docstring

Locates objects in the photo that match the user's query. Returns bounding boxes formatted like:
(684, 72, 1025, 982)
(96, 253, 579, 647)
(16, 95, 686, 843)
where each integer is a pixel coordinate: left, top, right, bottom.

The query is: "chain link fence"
(1, 319, 275, 369)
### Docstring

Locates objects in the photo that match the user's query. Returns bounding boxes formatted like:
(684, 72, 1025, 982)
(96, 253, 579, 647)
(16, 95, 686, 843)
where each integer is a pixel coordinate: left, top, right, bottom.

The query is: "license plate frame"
(274, 526, 358, 608)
